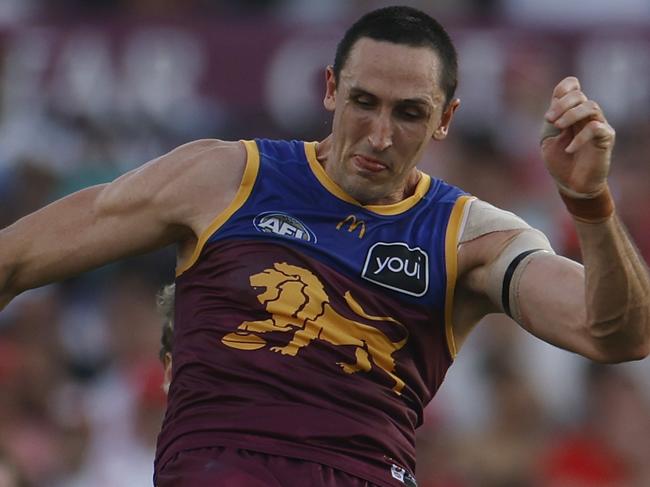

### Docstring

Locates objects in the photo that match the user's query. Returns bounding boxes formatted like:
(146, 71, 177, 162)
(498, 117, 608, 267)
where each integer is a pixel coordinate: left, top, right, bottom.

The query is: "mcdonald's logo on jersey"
(336, 215, 366, 238)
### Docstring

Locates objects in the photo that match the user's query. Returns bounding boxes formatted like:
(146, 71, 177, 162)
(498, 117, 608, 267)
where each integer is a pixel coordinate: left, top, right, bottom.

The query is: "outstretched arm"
(0, 183, 172, 309)
(0, 139, 246, 310)
(455, 77, 650, 362)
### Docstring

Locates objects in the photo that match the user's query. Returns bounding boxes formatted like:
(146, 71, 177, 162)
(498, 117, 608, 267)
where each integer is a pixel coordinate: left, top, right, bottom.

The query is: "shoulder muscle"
(97, 138, 246, 237)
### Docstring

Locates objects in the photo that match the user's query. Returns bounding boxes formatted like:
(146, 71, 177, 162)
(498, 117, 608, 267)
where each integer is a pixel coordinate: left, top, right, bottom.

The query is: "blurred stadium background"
(0, 0, 649, 486)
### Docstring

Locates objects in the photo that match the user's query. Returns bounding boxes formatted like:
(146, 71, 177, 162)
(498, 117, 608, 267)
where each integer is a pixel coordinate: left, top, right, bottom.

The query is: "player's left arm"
(514, 218, 649, 363)
(522, 76, 650, 362)
(458, 77, 650, 363)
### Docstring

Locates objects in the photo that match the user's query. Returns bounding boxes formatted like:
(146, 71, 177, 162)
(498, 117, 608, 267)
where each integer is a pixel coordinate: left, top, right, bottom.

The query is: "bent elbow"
(592, 349, 648, 364)
(586, 310, 650, 363)
(588, 338, 650, 364)
(627, 340, 650, 362)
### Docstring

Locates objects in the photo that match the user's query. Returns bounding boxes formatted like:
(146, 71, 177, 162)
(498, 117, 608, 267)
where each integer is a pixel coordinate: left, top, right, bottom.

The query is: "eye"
(397, 108, 424, 120)
(352, 94, 375, 108)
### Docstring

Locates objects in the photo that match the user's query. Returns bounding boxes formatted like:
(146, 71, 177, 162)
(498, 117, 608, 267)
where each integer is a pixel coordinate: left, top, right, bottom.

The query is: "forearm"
(535, 76, 648, 361)
(0, 222, 28, 310)
(575, 213, 650, 360)
(0, 186, 108, 299)
(0, 184, 179, 311)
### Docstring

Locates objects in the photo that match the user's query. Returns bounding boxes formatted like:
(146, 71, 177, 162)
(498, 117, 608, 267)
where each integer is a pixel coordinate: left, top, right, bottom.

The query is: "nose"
(367, 110, 393, 152)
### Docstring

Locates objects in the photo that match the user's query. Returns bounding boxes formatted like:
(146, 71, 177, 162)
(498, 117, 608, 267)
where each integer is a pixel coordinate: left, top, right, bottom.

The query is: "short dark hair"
(333, 6, 458, 107)
(157, 283, 175, 361)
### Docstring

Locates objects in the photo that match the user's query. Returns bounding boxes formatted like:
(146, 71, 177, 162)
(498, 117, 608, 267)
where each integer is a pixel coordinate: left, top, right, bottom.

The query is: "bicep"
(1, 138, 242, 296)
(516, 253, 606, 359)
(467, 231, 602, 359)
(452, 199, 556, 350)
(455, 197, 609, 359)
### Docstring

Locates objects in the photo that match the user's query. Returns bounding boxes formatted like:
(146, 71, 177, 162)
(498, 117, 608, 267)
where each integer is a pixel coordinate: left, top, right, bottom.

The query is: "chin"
(347, 183, 385, 205)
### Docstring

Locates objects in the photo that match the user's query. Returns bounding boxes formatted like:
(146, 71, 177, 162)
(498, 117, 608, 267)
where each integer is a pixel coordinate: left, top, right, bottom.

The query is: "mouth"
(352, 154, 389, 173)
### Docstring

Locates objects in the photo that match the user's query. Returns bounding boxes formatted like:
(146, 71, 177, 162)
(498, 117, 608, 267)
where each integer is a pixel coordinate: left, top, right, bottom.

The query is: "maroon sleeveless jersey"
(154, 139, 472, 486)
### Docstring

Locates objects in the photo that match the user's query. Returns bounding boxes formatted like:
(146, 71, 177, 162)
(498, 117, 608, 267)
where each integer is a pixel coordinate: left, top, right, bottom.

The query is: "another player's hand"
(540, 76, 615, 196)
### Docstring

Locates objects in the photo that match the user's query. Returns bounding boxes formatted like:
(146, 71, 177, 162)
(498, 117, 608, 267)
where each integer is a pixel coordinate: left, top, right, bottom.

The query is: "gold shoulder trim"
(176, 140, 260, 277)
(444, 195, 475, 359)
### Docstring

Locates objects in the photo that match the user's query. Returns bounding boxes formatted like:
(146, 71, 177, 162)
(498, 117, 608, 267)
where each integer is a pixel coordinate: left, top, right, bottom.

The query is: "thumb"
(540, 120, 562, 144)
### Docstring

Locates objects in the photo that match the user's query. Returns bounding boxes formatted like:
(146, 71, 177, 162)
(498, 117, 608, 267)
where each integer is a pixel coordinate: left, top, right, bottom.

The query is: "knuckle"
(588, 120, 605, 132)
(562, 75, 578, 87)
(568, 77, 581, 90)
(588, 100, 601, 112)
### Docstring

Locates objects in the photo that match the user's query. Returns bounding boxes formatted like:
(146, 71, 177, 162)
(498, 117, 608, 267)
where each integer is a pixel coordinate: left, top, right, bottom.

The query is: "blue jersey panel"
(207, 139, 466, 308)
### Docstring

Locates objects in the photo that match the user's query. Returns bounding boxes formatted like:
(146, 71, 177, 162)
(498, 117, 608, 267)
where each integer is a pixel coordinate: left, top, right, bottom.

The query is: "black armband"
(501, 249, 545, 318)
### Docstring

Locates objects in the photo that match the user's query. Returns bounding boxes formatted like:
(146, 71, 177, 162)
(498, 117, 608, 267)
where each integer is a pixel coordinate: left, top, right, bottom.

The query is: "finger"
(551, 76, 581, 100)
(565, 120, 615, 154)
(555, 100, 606, 129)
(545, 90, 588, 122)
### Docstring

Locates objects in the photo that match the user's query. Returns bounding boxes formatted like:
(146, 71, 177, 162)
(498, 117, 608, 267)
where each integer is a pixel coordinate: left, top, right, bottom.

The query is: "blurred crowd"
(1, 1, 649, 486)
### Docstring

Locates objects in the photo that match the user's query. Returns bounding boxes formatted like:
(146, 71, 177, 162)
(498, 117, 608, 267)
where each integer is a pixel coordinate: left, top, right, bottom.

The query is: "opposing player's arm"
(0, 139, 246, 310)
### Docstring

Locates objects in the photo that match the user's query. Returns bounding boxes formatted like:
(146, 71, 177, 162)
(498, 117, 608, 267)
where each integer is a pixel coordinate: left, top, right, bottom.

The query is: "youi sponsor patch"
(362, 242, 428, 297)
(253, 212, 317, 243)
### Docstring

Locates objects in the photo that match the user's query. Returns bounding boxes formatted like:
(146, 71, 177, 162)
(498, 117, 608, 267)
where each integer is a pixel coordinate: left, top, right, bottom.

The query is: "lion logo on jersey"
(221, 262, 408, 394)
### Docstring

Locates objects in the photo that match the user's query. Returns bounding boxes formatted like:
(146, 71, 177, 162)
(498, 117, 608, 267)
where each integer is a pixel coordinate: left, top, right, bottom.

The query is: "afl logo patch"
(254, 212, 317, 243)
(362, 242, 428, 297)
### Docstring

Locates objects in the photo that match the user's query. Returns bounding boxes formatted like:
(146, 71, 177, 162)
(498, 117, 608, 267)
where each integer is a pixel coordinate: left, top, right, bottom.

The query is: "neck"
(316, 135, 421, 204)
(315, 134, 333, 166)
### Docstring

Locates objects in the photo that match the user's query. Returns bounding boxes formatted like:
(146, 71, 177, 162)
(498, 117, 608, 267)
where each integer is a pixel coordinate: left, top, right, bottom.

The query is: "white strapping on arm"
(460, 199, 555, 322)
(459, 199, 531, 244)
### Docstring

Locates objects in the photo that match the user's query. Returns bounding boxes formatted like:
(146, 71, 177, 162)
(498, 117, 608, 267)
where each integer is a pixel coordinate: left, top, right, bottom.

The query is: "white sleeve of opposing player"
(460, 199, 556, 323)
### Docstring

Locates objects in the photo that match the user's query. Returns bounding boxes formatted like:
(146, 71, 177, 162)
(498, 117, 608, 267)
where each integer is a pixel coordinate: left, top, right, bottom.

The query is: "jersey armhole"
(175, 139, 260, 277)
(443, 195, 475, 359)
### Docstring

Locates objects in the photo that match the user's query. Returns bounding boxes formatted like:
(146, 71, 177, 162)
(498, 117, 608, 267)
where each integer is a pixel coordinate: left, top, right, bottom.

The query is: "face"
(323, 38, 459, 205)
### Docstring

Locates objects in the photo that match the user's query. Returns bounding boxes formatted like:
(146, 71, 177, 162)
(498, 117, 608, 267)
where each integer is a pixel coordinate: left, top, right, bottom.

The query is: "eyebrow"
(348, 86, 433, 107)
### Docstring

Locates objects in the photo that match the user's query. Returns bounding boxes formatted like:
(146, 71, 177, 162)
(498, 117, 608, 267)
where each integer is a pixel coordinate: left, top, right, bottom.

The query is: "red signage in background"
(0, 19, 337, 139)
(0, 18, 648, 152)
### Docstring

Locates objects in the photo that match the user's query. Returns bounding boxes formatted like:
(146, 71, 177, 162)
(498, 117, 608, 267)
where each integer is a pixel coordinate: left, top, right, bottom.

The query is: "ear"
(163, 352, 173, 393)
(323, 65, 337, 112)
(433, 98, 460, 140)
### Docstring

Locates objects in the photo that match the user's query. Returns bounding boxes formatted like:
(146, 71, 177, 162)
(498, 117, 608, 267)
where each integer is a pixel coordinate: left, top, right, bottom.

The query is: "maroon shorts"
(156, 447, 380, 487)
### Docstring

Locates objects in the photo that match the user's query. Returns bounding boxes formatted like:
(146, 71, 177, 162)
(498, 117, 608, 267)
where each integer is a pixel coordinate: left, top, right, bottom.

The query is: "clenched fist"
(541, 76, 615, 198)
